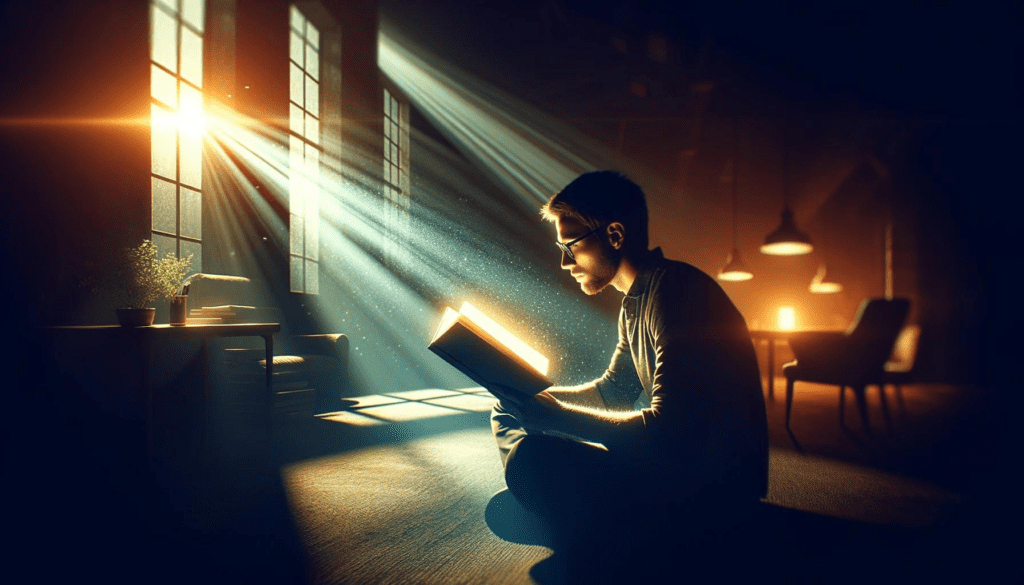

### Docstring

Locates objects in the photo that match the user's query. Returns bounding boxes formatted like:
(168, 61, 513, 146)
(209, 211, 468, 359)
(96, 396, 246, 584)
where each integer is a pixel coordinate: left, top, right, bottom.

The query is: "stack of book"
(187, 304, 257, 324)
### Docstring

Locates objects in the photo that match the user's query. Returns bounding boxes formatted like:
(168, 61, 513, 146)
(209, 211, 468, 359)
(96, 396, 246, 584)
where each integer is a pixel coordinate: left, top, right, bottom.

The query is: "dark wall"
(2, 0, 151, 327)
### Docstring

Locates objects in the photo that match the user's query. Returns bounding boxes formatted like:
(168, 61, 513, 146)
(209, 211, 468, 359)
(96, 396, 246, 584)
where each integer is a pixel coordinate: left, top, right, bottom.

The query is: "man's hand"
(489, 385, 567, 434)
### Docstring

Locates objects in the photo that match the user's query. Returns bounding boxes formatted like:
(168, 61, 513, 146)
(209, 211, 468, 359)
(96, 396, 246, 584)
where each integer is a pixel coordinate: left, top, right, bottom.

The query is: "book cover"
(428, 302, 552, 396)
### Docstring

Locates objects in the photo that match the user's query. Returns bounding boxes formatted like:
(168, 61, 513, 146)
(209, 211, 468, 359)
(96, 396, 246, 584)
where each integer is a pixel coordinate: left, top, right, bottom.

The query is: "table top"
(41, 322, 281, 339)
(749, 328, 844, 340)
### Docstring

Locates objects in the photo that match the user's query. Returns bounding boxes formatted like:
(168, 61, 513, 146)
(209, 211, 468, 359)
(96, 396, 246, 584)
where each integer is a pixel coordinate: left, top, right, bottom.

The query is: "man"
(490, 170, 769, 543)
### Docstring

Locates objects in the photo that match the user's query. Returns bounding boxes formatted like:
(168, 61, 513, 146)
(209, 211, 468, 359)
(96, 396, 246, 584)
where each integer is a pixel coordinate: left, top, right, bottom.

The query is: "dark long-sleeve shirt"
(594, 248, 769, 498)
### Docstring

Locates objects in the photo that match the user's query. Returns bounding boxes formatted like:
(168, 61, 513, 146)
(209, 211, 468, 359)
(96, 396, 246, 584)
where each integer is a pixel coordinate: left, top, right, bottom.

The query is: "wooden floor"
(13, 378, 1013, 584)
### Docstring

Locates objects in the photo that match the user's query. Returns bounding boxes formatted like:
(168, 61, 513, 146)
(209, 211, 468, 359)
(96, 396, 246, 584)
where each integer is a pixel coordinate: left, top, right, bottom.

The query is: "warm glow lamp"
(809, 263, 843, 294)
(718, 121, 754, 282)
(719, 248, 753, 281)
(778, 306, 795, 330)
(761, 207, 813, 255)
(761, 124, 812, 256)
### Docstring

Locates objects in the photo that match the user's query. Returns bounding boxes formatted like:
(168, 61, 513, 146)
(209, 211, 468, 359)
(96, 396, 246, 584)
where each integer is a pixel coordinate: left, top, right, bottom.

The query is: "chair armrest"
(287, 334, 349, 363)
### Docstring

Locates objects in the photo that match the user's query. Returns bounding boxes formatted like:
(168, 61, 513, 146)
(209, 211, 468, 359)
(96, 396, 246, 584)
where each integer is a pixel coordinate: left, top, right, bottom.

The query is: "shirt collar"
(625, 247, 665, 298)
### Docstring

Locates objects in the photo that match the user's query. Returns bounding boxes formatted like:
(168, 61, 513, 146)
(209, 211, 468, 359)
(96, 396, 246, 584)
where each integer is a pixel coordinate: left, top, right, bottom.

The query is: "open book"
(428, 302, 552, 396)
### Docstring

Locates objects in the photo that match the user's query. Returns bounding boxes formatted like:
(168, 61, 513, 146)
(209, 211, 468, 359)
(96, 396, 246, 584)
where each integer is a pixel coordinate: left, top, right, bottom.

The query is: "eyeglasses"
(556, 224, 609, 261)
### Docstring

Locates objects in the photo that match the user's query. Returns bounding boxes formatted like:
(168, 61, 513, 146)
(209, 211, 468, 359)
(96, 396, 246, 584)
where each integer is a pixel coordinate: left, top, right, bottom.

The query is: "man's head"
(540, 171, 650, 295)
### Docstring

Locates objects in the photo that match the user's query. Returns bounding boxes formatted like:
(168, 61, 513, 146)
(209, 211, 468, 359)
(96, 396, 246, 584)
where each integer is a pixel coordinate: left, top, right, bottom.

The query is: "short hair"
(541, 171, 649, 252)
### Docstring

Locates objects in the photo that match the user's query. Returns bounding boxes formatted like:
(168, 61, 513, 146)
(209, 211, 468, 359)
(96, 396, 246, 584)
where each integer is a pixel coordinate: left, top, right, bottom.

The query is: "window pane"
(290, 31, 303, 65)
(289, 103, 303, 135)
(383, 162, 391, 184)
(153, 233, 177, 260)
(151, 5, 178, 73)
(179, 83, 203, 188)
(151, 65, 177, 107)
(391, 96, 398, 119)
(290, 5, 305, 33)
(290, 62, 303, 106)
(155, 0, 176, 14)
(290, 215, 304, 256)
(182, 0, 205, 33)
(181, 240, 202, 275)
(180, 186, 202, 239)
(383, 88, 391, 116)
(305, 45, 319, 81)
(180, 27, 204, 88)
(152, 177, 176, 234)
(306, 204, 319, 261)
(305, 75, 318, 115)
(151, 104, 176, 179)
(391, 121, 398, 146)
(305, 260, 318, 294)
(290, 255, 303, 293)
(289, 135, 303, 211)
(305, 113, 318, 144)
(179, 129, 202, 188)
(306, 22, 319, 50)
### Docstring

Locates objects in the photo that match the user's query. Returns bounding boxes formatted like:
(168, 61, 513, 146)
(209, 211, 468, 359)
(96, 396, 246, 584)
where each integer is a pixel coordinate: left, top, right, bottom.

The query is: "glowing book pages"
(428, 302, 552, 396)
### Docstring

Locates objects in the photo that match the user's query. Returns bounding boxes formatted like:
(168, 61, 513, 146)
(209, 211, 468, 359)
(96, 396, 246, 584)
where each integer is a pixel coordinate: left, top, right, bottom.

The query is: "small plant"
(110, 240, 193, 309)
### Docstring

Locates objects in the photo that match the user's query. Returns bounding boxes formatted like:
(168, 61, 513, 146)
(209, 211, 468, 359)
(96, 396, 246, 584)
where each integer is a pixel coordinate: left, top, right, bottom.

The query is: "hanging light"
(719, 121, 753, 281)
(809, 263, 843, 293)
(761, 124, 813, 256)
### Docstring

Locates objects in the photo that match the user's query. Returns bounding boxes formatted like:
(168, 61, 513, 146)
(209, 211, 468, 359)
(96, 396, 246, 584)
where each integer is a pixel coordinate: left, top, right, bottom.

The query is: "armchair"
(182, 273, 349, 417)
(782, 298, 910, 435)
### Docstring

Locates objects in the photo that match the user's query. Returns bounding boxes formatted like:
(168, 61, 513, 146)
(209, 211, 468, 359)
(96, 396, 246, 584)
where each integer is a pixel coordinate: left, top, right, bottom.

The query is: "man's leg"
(490, 400, 528, 468)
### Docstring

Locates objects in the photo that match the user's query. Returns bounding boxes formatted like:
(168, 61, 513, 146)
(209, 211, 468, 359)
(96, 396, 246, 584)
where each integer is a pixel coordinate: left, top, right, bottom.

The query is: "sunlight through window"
(289, 5, 321, 294)
(150, 0, 205, 268)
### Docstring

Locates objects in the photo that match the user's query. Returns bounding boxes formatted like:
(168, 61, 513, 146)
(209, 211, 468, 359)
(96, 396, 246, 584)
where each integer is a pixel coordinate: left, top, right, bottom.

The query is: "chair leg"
(785, 378, 795, 433)
(893, 384, 908, 419)
(838, 386, 846, 426)
(853, 385, 871, 434)
(877, 384, 893, 434)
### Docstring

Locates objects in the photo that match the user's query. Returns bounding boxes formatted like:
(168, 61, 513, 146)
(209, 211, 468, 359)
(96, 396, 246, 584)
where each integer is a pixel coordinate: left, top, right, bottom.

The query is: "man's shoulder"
(648, 255, 714, 289)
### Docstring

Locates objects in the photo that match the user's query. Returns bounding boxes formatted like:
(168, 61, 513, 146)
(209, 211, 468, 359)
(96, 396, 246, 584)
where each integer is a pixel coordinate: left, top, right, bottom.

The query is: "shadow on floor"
(485, 489, 995, 584)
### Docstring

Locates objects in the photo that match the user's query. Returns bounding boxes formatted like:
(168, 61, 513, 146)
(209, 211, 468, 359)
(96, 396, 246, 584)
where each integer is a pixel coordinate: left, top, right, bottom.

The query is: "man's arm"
(543, 382, 604, 409)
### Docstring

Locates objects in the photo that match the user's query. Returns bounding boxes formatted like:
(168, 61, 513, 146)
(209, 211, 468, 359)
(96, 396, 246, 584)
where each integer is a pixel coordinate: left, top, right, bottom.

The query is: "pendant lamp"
(809, 218, 842, 293)
(761, 125, 813, 256)
(809, 263, 843, 293)
(719, 121, 753, 281)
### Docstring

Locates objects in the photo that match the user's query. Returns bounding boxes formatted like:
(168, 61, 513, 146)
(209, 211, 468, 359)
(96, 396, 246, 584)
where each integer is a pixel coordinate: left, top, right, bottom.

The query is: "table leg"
(766, 339, 775, 400)
(263, 334, 274, 440)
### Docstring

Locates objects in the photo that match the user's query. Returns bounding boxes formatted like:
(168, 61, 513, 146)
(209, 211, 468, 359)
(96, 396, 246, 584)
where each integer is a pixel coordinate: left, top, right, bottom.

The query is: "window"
(289, 5, 321, 294)
(150, 0, 205, 268)
(382, 86, 410, 267)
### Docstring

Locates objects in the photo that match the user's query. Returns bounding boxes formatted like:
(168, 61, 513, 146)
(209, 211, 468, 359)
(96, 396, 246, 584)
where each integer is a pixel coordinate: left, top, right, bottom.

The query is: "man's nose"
(560, 250, 574, 268)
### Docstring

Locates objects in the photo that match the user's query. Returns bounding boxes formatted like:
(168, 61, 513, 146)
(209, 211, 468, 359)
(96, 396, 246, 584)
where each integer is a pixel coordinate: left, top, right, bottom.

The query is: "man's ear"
(606, 222, 626, 250)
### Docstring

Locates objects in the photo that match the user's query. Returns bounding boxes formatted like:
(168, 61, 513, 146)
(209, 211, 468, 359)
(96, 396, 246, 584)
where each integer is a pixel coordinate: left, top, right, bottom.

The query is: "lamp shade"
(760, 208, 813, 255)
(718, 248, 753, 281)
(809, 263, 843, 293)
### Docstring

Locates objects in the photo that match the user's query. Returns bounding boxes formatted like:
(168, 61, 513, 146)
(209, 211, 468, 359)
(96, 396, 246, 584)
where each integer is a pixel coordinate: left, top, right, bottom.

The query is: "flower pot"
(116, 307, 156, 328)
(169, 295, 188, 325)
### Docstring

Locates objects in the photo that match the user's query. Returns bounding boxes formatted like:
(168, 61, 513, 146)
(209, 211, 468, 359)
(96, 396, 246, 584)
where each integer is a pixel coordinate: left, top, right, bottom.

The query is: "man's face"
(555, 216, 618, 296)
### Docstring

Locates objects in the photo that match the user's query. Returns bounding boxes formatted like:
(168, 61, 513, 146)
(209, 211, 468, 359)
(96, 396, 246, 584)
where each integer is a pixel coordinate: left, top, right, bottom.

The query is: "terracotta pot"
(116, 307, 156, 328)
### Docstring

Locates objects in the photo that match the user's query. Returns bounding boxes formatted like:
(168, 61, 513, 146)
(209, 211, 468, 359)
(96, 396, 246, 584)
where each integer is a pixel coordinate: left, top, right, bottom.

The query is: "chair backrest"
(844, 298, 911, 372)
(885, 325, 921, 373)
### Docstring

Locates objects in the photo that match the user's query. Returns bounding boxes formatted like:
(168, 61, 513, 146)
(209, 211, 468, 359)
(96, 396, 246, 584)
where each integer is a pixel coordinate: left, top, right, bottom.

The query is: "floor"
(13, 374, 1013, 584)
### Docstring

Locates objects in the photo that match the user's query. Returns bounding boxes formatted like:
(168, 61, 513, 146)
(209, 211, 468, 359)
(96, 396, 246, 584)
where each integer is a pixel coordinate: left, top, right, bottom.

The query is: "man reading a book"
(489, 170, 769, 545)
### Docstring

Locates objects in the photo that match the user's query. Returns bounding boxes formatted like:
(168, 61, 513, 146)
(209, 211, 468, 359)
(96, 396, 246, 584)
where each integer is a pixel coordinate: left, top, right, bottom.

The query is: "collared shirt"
(595, 248, 769, 497)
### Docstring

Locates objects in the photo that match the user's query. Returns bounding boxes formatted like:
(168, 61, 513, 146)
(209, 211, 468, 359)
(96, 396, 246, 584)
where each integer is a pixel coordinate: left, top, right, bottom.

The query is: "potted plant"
(110, 240, 193, 327)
